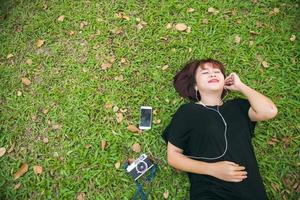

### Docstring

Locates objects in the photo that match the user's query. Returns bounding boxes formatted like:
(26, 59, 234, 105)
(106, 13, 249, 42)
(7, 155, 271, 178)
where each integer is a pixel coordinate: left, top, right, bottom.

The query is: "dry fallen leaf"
(208, 7, 219, 14)
(115, 12, 130, 20)
(290, 35, 296, 42)
(187, 8, 194, 13)
(166, 23, 172, 29)
(153, 119, 161, 124)
(26, 59, 33, 65)
(43, 137, 49, 144)
(120, 58, 126, 64)
(104, 102, 113, 109)
(273, 8, 280, 14)
(21, 77, 31, 86)
(7, 54, 14, 59)
(132, 143, 141, 153)
(69, 30, 75, 36)
(36, 39, 45, 48)
(14, 163, 29, 180)
(80, 21, 88, 29)
(114, 75, 124, 81)
(52, 124, 62, 130)
(256, 54, 263, 62)
(202, 18, 209, 24)
(162, 65, 169, 70)
(175, 23, 187, 31)
(262, 61, 269, 68)
(77, 192, 86, 200)
(17, 91, 22, 96)
(7, 143, 15, 153)
(127, 125, 140, 133)
(101, 140, 107, 150)
(115, 161, 121, 169)
(116, 112, 123, 123)
(113, 106, 119, 112)
(235, 35, 241, 44)
(57, 15, 65, 22)
(0, 147, 6, 157)
(101, 63, 112, 70)
(249, 41, 254, 46)
(14, 183, 21, 190)
(163, 190, 169, 199)
(33, 165, 43, 175)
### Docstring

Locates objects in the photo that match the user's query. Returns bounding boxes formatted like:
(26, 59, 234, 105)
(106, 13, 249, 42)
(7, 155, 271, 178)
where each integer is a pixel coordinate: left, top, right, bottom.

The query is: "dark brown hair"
(173, 58, 227, 102)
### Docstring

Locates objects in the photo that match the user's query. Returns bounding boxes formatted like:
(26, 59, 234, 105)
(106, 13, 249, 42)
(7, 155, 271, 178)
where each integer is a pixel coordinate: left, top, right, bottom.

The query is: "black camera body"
(126, 154, 154, 181)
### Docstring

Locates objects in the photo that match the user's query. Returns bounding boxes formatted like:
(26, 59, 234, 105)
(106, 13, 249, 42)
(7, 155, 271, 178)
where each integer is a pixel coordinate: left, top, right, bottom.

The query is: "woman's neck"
(199, 95, 223, 106)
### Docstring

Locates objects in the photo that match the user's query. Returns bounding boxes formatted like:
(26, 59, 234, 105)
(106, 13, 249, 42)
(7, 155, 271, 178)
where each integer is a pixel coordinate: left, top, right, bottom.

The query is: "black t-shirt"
(162, 97, 268, 200)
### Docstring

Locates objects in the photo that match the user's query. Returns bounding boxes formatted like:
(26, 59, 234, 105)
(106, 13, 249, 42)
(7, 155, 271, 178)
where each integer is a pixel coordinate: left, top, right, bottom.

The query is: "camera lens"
(137, 162, 147, 173)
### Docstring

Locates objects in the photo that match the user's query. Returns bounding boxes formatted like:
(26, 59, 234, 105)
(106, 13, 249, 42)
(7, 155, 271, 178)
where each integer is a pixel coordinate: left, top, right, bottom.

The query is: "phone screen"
(140, 108, 152, 128)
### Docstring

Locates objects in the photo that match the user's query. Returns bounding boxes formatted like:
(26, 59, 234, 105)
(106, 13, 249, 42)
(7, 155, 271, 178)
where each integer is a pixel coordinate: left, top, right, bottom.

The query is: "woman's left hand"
(224, 72, 244, 91)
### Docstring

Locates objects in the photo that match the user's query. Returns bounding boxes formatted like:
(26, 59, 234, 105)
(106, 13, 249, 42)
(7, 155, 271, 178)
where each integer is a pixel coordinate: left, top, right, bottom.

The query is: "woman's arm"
(238, 83, 278, 121)
(167, 142, 248, 182)
(224, 72, 278, 121)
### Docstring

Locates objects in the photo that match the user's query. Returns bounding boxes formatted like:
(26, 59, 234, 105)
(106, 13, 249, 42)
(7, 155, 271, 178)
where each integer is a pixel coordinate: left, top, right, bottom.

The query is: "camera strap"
(124, 162, 158, 200)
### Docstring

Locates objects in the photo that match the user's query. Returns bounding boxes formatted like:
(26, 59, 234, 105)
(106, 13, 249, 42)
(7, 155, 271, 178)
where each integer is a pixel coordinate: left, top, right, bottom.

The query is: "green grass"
(0, 0, 299, 199)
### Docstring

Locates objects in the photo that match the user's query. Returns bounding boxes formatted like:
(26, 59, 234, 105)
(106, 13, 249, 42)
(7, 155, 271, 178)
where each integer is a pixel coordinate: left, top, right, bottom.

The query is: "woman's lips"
(208, 79, 219, 83)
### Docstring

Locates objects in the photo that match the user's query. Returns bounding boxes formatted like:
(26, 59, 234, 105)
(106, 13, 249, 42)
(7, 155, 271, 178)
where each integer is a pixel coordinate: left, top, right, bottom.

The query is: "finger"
(234, 166, 246, 171)
(236, 171, 248, 176)
(225, 161, 239, 166)
(231, 179, 243, 182)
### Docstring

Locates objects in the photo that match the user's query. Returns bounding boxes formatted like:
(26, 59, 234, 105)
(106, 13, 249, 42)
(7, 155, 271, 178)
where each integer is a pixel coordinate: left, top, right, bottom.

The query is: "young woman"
(162, 59, 278, 200)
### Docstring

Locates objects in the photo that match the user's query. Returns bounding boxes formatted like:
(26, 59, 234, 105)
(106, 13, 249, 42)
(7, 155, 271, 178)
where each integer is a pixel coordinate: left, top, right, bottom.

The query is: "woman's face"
(194, 62, 225, 94)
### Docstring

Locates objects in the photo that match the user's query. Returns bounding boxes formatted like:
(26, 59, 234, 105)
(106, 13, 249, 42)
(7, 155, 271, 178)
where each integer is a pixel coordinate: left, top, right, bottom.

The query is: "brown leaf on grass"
(114, 161, 121, 169)
(36, 39, 45, 48)
(153, 119, 161, 124)
(26, 59, 33, 65)
(262, 61, 269, 68)
(166, 23, 173, 29)
(21, 77, 31, 86)
(104, 102, 113, 109)
(132, 143, 141, 153)
(187, 8, 195, 13)
(271, 182, 280, 192)
(290, 35, 296, 42)
(7, 54, 14, 59)
(111, 27, 123, 35)
(33, 165, 43, 175)
(80, 21, 88, 29)
(114, 75, 124, 81)
(113, 106, 119, 112)
(14, 163, 29, 180)
(267, 137, 279, 145)
(77, 192, 86, 200)
(17, 91, 22, 96)
(57, 15, 65, 22)
(120, 58, 127, 64)
(249, 31, 259, 35)
(162, 65, 169, 70)
(249, 41, 254, 46)
(127, 125, 140, 133)
(14, 183, 21, 190)
(69, 30, 75, 36)
(0, 147, 6, 157)
(43, 137, 49, 144)
(282, 136, 291, 148)
(208, 7, 219, 15)
(7, 143, 15, 153)
(175, 23, 187, 31)
(115, 12, 130, 20)
(52, 124, 62, 130)
(85, 144, 92, 149)
(235, 35, 241, 44)
(202, 18, 209, 24)
(256, 54, 263, 62)
(116, 112, 123, 123)
(101, 140, 107, 150)
(101, 63, 112, 70)
(163, 190, 169, 199)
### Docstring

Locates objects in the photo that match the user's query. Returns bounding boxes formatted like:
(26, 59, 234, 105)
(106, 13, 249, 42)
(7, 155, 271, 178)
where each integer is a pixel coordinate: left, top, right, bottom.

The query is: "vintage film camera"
(126, 154, 154, 181)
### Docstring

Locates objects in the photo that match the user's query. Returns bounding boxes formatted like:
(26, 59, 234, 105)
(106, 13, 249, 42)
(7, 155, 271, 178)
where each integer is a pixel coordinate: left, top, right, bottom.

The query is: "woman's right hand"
(208, 161, 248, 182)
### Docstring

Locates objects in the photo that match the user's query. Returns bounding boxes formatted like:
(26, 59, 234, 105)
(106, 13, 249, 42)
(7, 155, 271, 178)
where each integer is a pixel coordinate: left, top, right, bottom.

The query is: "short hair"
(173, 58, 227, 102)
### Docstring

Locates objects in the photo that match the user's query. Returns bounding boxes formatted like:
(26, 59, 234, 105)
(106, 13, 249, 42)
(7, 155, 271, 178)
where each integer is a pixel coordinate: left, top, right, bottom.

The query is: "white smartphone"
(139, 106, 152, 130)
